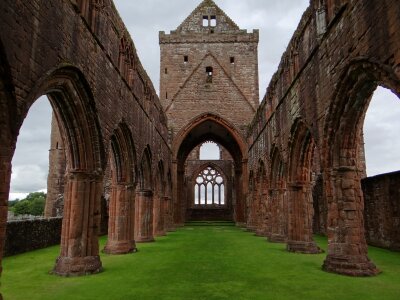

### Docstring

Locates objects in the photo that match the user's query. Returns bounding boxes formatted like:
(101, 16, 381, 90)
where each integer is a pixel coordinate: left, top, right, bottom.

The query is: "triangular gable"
(176, 0, 240, 33)
(166, 53, 255, 113)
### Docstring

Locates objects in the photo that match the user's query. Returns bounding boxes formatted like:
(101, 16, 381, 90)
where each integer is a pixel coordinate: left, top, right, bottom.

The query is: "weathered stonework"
(0, 0, 171, 285)
(161, 0, 258, 226)
(0, 1, 399, 294)
(362, 171, 400, 251)
(247, 0, 399, 276)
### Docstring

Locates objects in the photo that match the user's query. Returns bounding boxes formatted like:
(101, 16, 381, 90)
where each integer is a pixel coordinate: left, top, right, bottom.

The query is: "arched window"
(194, 166, 225, 206)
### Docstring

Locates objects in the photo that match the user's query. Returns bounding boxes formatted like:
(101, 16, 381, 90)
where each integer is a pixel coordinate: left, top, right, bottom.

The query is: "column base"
(323, 254, 381, 276)
(52, 255, 102, 276)
(255, 229, 269, 237)
(268, 234, 287, 243)
(154, 230, 167, 237)
(287, 240, 323, 254)
(235, 222, 247, 228)
(103, 240, 137, 255)
(136, 236, 155, 243)
(167, 226, 177, 232)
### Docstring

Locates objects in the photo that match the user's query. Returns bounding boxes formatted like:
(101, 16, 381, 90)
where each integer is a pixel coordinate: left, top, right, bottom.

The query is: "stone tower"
(159, 0, 259, 138)
(160, 0, 259, 224)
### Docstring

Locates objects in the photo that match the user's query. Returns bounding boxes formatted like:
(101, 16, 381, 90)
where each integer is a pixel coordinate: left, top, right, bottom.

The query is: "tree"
(11, 192, 46, 216)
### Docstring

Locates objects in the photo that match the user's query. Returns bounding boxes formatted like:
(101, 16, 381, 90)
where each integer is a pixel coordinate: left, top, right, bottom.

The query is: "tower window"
(230, 57, 235, 64)
(184, 55, 188, 63)
(202, 16, 209, 27)
(165, 68, 168, 74)
(210, 16, 216, 27)
(166, 91, 168, 99)
(206, 66, 213, 83)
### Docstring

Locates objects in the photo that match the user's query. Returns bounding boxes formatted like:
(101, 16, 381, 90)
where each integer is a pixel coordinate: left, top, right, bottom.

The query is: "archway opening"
(8, 96, 54, 220)
(173, 116, 246, 224)
(323, 63, 400, 276)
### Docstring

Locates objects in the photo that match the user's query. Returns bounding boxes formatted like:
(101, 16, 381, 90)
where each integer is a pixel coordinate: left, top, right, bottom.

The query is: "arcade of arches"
(0, 0, 400, 296)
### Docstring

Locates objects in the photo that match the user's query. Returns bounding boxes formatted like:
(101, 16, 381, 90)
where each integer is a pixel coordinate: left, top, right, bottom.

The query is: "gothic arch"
(104, 123, 137, 254)
(268, 146, 287, 242)
(322, 59, 400, 276)
(172, 113, 248, 224)
(17, 65, 106, 276)
(135, 146, 155, 242)
(286, 119, 321, 253)
(190, 162, 228, 207)
(172, 113, 247, 163)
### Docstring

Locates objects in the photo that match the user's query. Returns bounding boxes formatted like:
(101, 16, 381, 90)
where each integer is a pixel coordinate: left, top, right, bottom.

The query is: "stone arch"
(322, 59, 400, 276)
(17, 65, 105, 276)
(135, 146, 155, 242)
(104, 123, 137, 254)
(268, 146, 287, 242)
(173, 113, 247, 225)
(286, 119, 321, 254)
(153, 160, 167, 236)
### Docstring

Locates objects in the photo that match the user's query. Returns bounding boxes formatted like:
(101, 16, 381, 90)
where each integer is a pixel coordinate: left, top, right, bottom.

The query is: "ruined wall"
(362, 172, 400, 251)
(4, 218, 62, 257)
(0, 0, 172, 281)
(246, 0, 400, 275)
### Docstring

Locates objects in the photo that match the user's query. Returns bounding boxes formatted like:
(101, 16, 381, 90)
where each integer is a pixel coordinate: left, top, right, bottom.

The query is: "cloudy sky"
(9, 0, 400, 200)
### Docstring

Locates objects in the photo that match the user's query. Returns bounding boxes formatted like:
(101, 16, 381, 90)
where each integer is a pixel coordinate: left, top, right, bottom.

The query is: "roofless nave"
(0, 0, 399, 297)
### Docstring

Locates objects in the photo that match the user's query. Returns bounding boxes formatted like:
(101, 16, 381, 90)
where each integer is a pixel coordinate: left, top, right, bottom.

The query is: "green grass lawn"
(2, 224, 400, 300)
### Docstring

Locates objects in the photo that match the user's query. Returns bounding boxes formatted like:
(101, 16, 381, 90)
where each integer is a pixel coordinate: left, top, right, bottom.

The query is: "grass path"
(2, 224, 400, 299)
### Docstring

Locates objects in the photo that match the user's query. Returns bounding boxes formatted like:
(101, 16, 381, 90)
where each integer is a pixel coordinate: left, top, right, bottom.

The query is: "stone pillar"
(53, 170, 103, 276)
(164, 196, 175, 231)
(235, 166, 245, 224)
(135, 189, 154, 243)
(322, 167, 380, 276)
(45, 114, 66, 217)
(153, 193, 166, 236)
(103, 183, 136, 254)
(268, 187, 287, 243)
(286, 182, 321, 254)
(255, 191, 270, 237)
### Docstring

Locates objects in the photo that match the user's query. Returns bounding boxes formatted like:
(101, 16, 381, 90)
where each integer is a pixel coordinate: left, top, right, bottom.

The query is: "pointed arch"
(104, 122, 137, 254)
(268, 146, 287, 242)
(322, 59, 399, 276)
(135, 145, 155, 243)
(286, 119, 321, 253)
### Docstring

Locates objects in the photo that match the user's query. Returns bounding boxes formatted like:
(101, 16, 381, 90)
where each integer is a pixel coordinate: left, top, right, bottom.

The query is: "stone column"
(255, 191, 270, 237)
(53, 170, 103, 276)
(322, 167, 380, 276)
(164, 196, 175, 232)
(286, 182, 321, 254)
(103, 183, 136, 254)
(153, 193, 166, 236)
(135, 189, 154, 243)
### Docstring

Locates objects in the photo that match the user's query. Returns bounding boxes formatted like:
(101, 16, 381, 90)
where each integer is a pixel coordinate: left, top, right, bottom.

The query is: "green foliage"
(2, 226, 400, 300)
(10, 192, 46, 216)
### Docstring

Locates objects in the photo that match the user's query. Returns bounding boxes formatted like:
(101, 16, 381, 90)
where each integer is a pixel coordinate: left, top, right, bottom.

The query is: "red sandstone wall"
(362, 172, 400, 251)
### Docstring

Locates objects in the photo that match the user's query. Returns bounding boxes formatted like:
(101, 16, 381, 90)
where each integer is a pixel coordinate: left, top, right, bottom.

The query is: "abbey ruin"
(0, 0, 399, 297)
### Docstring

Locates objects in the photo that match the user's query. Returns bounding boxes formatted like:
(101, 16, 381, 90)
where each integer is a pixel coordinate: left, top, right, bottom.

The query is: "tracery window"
(194, 166, 225, 206)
